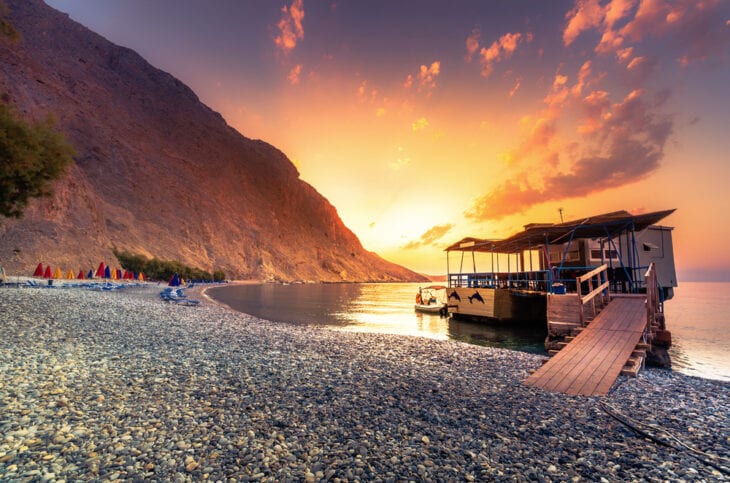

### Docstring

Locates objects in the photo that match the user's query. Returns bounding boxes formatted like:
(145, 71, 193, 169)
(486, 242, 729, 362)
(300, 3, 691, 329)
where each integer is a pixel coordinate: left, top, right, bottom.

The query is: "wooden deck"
(525, 296, 647, 396)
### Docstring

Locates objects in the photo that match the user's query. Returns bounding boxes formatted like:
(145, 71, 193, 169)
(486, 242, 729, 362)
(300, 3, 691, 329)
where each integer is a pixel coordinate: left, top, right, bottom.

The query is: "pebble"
(0, 285, 728, 481)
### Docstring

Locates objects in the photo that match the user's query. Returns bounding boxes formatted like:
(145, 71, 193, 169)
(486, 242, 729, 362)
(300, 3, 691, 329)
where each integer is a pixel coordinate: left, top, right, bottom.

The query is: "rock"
(0, 0, 426, 284)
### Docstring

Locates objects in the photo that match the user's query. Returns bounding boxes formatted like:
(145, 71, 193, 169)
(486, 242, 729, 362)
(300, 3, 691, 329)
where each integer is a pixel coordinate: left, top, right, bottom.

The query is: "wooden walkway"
(525, 297, 646, 396)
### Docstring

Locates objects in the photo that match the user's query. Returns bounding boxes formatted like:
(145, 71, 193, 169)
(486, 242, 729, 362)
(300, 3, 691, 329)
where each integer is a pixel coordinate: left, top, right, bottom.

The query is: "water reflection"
(207, 282, 547, 354)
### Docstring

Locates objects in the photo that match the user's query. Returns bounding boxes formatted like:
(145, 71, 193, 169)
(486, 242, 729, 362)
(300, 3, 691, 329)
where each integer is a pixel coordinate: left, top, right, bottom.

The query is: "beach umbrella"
(104, 265, 111, 279)
(95, 262, 105, 278)
(111, 268, 117, 280)
(77, 270, 85, 279)
(43, 266, 52, 278)
(116, 269, 123, 279)
(54, 267, 63, 279)
(66, 269, 75, 279)
(138, 272, 145, 282)
(87, 269, 94, 279)
(33, 263, 44, 277)
(169, 273, 181, 287)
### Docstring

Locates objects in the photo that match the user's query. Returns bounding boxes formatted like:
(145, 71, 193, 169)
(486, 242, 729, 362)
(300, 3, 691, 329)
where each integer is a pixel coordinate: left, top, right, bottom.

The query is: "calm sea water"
(666, 282, 730, 382)
(207, 281, 730, 382)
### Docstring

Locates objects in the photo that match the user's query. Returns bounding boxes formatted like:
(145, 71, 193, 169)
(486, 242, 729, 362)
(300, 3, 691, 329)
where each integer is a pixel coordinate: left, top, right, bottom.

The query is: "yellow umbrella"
(53, 266, 63, 279)
(138, 273, 145, 282)
(111, 269, 117, 280)
(66, 269, 75, 279)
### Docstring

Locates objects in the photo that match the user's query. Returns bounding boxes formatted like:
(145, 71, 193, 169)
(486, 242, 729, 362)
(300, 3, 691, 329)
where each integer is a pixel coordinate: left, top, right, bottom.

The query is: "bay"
(207, 281, 730, 382)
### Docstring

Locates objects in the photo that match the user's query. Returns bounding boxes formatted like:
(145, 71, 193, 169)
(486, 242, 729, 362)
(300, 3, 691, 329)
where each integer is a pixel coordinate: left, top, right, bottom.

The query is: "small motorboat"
(414, 285, 448, 316)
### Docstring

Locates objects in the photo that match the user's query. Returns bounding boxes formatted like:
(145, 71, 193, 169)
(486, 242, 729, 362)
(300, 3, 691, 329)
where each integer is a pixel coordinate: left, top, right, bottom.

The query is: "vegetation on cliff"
(0, 3, 74, 219)
(114, 250, 226, 282)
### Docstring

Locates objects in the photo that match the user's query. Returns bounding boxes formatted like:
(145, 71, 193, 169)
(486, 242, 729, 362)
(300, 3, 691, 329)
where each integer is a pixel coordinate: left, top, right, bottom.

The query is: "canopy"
(43, 266, 52, 278)
(96, 262, 106, 278)
(77, 270, 85, 279)
(168, 273, 181, 286)
(33, 263, 44, 277)
(53, 267, 63, 279)
(87, 269, 94, 279)
(104, 266, 111, 278)
(445, 209, 676, 254)
(66, 270, 75, 279)
(138, 272, 145, 282)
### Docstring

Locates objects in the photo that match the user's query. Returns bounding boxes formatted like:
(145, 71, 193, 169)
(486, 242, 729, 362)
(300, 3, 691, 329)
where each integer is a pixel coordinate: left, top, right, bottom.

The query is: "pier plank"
(525, 297, 647, 396)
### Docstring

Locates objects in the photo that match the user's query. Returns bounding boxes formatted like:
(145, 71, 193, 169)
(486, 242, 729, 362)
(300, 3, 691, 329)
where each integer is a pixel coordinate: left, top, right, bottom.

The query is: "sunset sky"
(46, 0, 730, 280)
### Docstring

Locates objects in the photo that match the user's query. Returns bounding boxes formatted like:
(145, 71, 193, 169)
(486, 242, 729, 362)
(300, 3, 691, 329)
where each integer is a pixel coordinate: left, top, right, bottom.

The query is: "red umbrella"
(95, 262, 105, 278)
(77, 270, 85, 279)
(43, 266, 52, 278)
(33, 263, 44, 277)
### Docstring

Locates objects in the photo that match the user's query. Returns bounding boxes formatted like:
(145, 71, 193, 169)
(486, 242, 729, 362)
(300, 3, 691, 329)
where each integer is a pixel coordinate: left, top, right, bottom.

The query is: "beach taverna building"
(443, 209, 677, 324)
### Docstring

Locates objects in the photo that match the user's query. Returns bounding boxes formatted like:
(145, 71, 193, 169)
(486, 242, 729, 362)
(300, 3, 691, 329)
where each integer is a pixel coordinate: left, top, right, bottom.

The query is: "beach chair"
(160, 289, 200, 306)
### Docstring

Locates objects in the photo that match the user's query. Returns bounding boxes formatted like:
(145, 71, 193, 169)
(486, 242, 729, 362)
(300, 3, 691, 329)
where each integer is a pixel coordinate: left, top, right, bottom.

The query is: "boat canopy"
(444, 209, 675, 254)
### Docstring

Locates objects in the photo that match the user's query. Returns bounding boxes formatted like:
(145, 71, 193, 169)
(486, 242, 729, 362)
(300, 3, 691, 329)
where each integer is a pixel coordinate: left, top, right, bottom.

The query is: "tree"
(0, 3, 74, 218)
(0, 1, 19, 43)
(0, 104, 75, 218)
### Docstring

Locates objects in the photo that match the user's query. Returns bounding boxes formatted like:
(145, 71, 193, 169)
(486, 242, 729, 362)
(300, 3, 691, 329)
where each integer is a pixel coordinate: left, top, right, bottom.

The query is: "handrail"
(644, 262, 663, 341)
(577, 264, 610, 326)
(577, 264, 607, 284)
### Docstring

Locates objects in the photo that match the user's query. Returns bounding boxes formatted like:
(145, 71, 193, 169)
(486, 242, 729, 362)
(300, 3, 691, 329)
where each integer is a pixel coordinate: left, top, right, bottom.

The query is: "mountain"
(0, 0, 427, 282)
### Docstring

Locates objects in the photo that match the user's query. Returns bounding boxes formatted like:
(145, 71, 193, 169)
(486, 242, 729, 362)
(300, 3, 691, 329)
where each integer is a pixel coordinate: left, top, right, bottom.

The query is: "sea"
(207, 281, 730, 383)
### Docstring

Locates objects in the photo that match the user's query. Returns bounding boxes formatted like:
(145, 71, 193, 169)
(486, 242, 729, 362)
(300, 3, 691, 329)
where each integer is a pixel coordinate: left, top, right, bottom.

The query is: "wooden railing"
(576, 264, 610, 327)
(644, 262, 664, 340)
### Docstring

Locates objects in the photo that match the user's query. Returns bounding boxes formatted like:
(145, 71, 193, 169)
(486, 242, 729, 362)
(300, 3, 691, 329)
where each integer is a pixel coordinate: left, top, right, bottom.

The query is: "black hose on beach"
(599, 400, 730, 476)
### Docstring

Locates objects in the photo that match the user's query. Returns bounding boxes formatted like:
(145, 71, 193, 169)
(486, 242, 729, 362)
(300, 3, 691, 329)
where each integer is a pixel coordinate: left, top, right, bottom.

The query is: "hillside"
(0, 0, 426, 282)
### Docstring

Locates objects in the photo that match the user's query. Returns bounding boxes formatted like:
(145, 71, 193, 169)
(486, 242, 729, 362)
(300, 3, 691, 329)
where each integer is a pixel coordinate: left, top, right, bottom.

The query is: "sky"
(45, 0, 730, 280)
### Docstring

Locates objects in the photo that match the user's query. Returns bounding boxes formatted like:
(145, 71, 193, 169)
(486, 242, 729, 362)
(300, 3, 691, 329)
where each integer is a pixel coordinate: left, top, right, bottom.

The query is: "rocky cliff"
(0, 0, 426, 282)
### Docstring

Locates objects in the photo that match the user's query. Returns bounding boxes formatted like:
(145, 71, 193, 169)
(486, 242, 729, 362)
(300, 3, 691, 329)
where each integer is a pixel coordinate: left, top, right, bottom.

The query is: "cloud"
(411, 117, 429, 132)
(357, 80, 378, 103)
(389, 146, 411, 171)
(287, 64, 302, 84)
(509, 79, 522, 97)
(465, 28, 480, 62)
(478, 32, 528, 77)
(404, 61, 441, 95)
(563, 0, 605, 46)
(565, 0, 730, 66)
(274, 0, 305, 55)
(402, 224, 454, 249)
(466, 88, 673, 221)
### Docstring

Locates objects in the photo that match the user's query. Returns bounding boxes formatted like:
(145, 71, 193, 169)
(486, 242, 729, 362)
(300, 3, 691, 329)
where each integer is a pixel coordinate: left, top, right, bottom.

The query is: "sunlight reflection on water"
(207, 282, 547, 354)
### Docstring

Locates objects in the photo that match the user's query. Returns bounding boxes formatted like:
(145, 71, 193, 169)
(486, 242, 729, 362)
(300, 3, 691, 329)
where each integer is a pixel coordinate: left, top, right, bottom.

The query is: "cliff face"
(0, 0, 426, 282)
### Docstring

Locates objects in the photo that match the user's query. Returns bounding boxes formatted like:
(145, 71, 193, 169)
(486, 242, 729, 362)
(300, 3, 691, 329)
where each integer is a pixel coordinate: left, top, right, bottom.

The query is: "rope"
(599, 400, 730, 476)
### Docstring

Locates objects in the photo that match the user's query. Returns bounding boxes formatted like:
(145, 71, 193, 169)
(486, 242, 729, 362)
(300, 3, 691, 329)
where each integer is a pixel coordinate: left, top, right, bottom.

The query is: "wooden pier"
(524, 296, 648, 396)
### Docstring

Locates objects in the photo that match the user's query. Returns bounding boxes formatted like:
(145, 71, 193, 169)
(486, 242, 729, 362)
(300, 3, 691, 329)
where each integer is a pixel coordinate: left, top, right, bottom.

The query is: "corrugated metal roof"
(445, 209, 676, 253)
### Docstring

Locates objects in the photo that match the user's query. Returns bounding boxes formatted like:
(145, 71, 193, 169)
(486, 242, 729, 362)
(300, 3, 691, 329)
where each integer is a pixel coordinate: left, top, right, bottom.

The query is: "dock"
(524, 296, 647, 396)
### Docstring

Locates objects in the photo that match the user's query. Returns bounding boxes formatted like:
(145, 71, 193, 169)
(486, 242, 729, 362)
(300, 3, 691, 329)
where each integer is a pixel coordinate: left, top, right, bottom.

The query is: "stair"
(621, 355, 644, 377)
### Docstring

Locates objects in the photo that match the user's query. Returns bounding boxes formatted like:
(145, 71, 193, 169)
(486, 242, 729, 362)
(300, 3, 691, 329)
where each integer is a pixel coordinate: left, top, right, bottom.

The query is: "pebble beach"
(0, 285, 728, 482)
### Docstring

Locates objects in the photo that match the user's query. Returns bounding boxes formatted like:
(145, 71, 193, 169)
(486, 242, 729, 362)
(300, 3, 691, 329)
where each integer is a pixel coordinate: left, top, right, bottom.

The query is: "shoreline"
(0, 285, 728, 481)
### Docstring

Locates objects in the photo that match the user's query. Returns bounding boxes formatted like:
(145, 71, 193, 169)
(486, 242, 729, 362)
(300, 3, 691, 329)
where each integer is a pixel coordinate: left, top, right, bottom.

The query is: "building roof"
(445, 209, 676, 254)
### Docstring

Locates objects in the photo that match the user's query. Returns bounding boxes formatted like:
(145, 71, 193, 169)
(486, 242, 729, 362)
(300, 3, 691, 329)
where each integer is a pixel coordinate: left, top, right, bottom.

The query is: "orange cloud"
(411, 117, 429, 132)
(288, 64, 302, 84)
(402, 224, 454, 249)
(404, 61, 441, 94)
(274, 0, 305, 55)
(357, 80, 378, 103)
(466, 86, 674, 221)
(563, 0, 604, 46)
(465, 28, 480, 62)
(566, 0, 730, 66)
(509, 79, 522, 97)
(478, 32, 527, 78)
